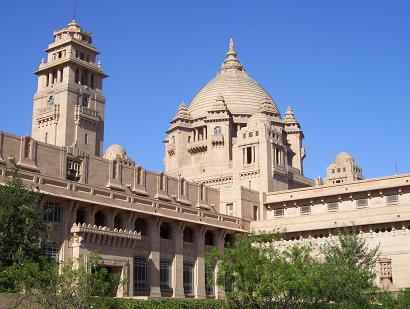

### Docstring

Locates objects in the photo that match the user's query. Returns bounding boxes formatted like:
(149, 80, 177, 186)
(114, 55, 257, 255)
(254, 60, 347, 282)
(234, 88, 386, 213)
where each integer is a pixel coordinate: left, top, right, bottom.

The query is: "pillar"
(194, 226, 206, 299)
(173, 223, 185, 298)
(215, 230, 226, 299)
(57, 70, 61, 83)
(149, 217, 161, 297)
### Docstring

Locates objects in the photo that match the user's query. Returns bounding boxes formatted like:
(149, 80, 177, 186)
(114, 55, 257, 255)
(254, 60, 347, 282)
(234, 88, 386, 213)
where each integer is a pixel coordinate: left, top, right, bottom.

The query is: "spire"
(284, 106, 298, 124)
(221, 38, 243, 72)
(172, 101, 192, 122)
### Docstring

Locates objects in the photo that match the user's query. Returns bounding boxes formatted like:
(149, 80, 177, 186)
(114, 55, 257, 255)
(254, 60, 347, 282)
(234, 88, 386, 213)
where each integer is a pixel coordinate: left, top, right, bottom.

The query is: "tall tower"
(32, 20, 107, 157)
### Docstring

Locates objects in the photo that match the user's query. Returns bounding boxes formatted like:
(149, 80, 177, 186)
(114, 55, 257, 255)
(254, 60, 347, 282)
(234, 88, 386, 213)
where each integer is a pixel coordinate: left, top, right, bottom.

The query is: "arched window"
(205, 231, 214, 246)
(114, 215, 123, 229)
(214, 126, 222, 135)
(160, 223, 172, 239)
(94, 210, 106, 227)
(134, 218, 147, 236)
(183, 227, 194, 243)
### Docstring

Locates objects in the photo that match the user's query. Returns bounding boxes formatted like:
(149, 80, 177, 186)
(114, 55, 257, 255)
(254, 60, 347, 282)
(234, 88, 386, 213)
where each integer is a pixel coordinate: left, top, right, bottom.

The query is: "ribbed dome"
(188, 39, 280, 119)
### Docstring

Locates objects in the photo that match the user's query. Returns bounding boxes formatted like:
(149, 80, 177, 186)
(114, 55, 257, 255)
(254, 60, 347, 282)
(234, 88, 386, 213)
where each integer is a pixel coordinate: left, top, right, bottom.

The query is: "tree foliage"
(207, 230, 381, 308)
(0, 159, 51, 290)
(7, 252, 122, 309)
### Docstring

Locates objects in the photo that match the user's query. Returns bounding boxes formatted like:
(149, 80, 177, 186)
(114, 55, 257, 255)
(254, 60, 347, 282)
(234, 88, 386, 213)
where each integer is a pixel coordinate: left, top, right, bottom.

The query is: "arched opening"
(113, 215, 123, 229)
(160, 222, 172, 239)
(76, 208, 86, 224)
(214, 126, 222, 135)
(94, 210, 106, 227)
(205, 231, 214, 246)
(183, 227, 194, 243)
(134, 218, 147, 236)
(225, 234, 234, 247)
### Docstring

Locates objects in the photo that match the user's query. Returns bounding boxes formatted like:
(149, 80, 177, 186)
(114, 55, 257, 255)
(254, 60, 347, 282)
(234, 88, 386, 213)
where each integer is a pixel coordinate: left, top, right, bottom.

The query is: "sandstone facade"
(0, 19, 408, 297)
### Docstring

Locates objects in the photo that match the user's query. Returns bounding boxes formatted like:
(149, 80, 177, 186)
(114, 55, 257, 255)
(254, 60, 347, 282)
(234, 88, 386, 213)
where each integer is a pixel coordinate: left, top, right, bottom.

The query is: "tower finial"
(229, 38, 234, 52)
(73, 0, 77, 21)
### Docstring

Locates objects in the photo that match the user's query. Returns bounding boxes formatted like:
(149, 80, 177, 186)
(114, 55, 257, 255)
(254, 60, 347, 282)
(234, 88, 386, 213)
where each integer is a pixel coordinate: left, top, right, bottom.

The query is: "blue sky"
(0, 0, 409, 179)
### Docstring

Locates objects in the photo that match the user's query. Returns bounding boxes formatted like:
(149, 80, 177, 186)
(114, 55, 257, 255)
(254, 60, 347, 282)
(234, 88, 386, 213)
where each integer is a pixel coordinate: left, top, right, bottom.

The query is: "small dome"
(335, 152, 353, 164)
(104, 144, 127, 160)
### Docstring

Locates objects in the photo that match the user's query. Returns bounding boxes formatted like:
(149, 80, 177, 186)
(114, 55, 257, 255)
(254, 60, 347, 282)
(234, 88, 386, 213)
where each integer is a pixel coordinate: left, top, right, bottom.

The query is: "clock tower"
(32, 20, 107, 156)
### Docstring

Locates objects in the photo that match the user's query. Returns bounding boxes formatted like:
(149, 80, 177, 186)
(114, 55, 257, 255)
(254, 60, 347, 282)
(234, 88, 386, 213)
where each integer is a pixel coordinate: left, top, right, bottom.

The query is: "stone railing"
(75, 105, 99, 118)
(71, 223, 142, 240)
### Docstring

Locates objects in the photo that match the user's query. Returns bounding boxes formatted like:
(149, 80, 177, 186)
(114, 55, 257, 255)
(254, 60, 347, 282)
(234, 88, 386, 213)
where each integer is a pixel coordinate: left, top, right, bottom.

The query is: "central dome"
(188, 39, 280, 119)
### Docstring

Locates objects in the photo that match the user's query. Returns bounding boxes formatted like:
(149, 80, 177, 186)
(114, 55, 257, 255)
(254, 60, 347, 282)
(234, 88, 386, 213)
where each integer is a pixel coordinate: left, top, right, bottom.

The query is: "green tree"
(0, 159, 51, 291)
(207, 231, 381, 308)
(7, 252, 121, 309)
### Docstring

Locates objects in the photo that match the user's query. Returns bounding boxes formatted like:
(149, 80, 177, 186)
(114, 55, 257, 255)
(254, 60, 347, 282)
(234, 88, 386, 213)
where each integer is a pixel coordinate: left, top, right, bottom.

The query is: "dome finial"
(229, 38, 235, 52)
(221, 37, 243, 72)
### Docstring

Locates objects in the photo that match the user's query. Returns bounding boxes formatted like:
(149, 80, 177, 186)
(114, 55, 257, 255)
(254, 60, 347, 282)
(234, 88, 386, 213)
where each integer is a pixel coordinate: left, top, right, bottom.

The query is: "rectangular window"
(246, 147, 252, 164)
(160, 259, 172, 293)
(226, 203, 234, 216)
(274, 208, 284, 217)
(327, 202, 339, 211)
(205, 266, 215, 296)
(183, 261, 194, 295)
(300, 205, 311, 215)
(82, 95, 89, 107)
(255, 131, 259, 136)
(84, 134, 88, 145)
(356, 198, 368, 208)
(386, 194, 399, 205)
(44, 202, 61, 223)
(249, 132, 253, 137)
(253, 206, 258, 221)
(133, 256, 148, 295)
(242, 133, 246, 139)
(41, 244, 59, 261)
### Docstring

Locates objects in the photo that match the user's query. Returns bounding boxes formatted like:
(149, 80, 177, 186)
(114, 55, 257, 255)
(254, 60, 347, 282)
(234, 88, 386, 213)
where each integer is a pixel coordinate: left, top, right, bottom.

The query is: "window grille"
(300, 205, 311, 214)
(274, 208, 284, 217)
(160, 259, 172, 293)
(133, 257, 148, 295)
(44, 202, 61, 223)
(183, 262, 194, 295)
(386, 194, 399, 205)
(41, 244, 59, 261)
(356, 198, 368, 208)
(327, 202, 339, 211)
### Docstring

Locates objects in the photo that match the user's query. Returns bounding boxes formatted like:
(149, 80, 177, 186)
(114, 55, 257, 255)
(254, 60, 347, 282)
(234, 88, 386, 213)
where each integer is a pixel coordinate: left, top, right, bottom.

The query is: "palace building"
(0, 19, 409, 297)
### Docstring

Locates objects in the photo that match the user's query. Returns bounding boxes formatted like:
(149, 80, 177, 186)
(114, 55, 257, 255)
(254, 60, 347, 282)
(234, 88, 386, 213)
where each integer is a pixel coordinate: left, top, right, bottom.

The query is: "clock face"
(48, 96, 54, 106)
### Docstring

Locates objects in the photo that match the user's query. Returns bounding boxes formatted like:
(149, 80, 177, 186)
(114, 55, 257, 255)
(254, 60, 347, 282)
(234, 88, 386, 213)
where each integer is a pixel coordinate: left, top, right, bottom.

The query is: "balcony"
(211, 134, 224, 147)
(166, 142, 175, 156)
(36, 104, 60, 126)
(70, 223, 142, 247)
(187, 140, 207, 154)
(74, 105, 100, 123)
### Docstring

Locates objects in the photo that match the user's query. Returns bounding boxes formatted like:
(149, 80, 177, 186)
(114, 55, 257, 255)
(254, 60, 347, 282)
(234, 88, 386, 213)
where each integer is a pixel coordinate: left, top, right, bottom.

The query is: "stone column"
(194, 226, 206, 299)
(57, 70, 61, 83)
(215, 229, 226, 299)
(173, 222, 185, 298)
(149, 217, 161, 297)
